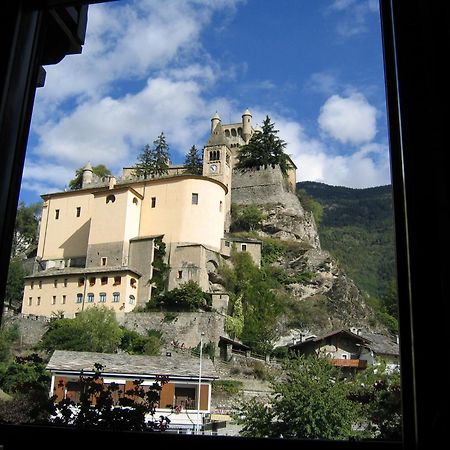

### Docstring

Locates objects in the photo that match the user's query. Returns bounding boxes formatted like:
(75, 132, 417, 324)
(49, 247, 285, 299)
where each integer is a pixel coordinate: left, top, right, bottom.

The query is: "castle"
(21, 110, 297, 318)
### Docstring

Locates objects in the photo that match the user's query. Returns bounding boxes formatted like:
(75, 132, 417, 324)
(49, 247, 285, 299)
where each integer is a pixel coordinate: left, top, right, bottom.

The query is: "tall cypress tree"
(236, 115, 288, 174)
(183, 145, 203, 175)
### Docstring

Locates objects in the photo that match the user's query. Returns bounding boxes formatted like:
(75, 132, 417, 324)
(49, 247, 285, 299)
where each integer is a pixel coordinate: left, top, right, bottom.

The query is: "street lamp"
(196, 331, 205, 434)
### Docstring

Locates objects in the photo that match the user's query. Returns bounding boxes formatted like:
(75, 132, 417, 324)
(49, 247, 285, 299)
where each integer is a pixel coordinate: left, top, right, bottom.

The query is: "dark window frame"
(0, 1, 447, 448)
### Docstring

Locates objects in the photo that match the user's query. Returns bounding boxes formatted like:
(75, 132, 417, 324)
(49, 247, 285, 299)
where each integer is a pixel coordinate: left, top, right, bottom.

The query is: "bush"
(156, 280, 208, 311)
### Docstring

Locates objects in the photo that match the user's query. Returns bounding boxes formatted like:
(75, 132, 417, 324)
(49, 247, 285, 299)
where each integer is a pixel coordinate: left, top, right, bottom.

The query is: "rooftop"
(47, 350, 218, 380)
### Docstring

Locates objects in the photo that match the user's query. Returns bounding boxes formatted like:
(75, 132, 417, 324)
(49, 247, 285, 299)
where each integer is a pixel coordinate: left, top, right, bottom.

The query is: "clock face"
(210, 164, 218, 173)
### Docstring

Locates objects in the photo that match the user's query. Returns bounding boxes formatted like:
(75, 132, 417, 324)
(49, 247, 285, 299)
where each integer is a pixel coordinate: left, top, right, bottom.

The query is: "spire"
(211, 111, 221, 133)
(242, 108, 252, 143)
(82, 162, 93, 187)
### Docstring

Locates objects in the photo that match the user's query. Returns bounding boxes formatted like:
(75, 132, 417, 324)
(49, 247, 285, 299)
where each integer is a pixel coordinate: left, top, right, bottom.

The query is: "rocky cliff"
(231, 166, 384, 341)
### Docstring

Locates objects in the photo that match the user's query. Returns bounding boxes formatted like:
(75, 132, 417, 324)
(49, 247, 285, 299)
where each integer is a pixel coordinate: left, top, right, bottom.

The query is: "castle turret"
(242, 108, 252, 143)
(82, 162, 93, 188)
(211, 112, 221, 134)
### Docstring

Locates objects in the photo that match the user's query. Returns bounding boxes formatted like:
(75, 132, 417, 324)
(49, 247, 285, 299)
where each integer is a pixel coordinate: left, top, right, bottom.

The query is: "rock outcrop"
(231, 165, 383, 338)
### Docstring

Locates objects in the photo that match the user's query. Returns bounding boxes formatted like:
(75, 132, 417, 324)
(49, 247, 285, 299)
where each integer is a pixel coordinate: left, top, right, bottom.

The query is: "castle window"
(224, 241, 230, 247)
(129, 295, 135, 305)
(89, 277, 96, 286)
(76, 293, 83, 303)
(101, 276, 108, 285)
(55, 209, 60, 219)
(192, 193, 198, 205)
(216, 150, 221, 159)
(132, 197, 138, 205)
(78, 277, 85, 287)
(241, 244, 247, 251)
(113, 276, 121, 286)
(231, 128, 237, 137)
(62, 295, 66, 305)
(99, 292, 106, 303)
(64, 278, 68, 287)
(151, 197, 156, 208)
(52, 296, 56, 305)
(225, 129, 230, 137)
(177, 270, 183, 279)
(112, 292, 120, 303)
(76, 206, 81, 217)
(101, 257, 107, 266)
(54, 279, 57, 288)
(38, 280, 42, 289)
(37, 297, 41, 306)
(28, 297, 32, 306)
(87, 293, 94, 303)
(106, 194, 116, 204)
(130, 278, 137, 288)
(30, 281, 34, 289)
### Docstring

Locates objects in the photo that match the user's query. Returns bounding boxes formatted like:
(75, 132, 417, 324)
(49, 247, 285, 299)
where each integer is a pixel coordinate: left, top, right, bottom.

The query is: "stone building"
(21, 110, 293, 318)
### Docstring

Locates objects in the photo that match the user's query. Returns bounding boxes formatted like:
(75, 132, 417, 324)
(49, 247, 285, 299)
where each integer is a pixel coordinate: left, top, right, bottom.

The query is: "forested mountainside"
(297, 181, 396, 302)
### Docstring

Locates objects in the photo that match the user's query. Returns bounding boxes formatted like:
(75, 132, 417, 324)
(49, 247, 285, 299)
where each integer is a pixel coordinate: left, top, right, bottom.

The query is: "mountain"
(296, 181, 396, 302)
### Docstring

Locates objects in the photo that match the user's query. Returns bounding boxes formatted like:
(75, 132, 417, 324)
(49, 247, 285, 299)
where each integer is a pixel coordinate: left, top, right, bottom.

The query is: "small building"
(46, 350, 218, 431)
(288, 329, 370, 371)
(359, 330, 400, 372)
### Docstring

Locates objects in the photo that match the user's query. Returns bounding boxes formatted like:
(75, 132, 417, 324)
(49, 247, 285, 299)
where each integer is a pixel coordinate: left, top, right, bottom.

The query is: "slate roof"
(47, 350, 218, 380)
(25, 265, 142, 279)
(360, 331, 399, 356)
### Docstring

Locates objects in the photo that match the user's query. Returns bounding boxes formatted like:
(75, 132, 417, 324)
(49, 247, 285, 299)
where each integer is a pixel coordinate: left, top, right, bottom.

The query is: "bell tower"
(203, 113, 233, 230)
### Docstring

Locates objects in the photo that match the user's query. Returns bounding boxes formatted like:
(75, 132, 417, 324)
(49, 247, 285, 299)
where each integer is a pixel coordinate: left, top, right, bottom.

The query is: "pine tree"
(133, 144, 153, 178)
(236, 115, 288, 174)
(183, 145, 203, 175)
(152, 132, 170, 176)
(133, 133, 170, 179)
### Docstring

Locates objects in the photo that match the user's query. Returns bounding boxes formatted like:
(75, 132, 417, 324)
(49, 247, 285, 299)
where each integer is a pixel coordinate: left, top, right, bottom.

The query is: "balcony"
(330, 358, 367, 369)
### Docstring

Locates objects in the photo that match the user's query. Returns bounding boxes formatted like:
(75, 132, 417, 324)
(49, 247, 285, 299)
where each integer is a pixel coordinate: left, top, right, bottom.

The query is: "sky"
(20, 0, 391, 205)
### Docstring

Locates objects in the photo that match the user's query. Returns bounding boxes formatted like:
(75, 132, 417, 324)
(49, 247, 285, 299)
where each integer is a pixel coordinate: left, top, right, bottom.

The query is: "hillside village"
(1, 111, 400, 436)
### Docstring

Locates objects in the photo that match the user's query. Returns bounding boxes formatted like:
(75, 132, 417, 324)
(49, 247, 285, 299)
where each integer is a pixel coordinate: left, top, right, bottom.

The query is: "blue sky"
(21, 0, 390, 205)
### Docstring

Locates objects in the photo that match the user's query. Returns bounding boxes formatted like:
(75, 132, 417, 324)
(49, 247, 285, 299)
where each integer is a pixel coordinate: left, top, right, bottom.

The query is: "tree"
(133, 133, 170, 178)
(152, 132, 170, 176)
(233, 355, 359, 440)
(231, 205, 265, 232)
(39, 306, 123, 353)
(183, 145, 203, 175)
(350, 364, 402, 440)
(5, 258, 25, 310)
(68, 164, 111, 190)
(11, 201, 41, 257)
(236, 115, 289, 174)
(156, 280, 208, 311)
(297, 188, 324, 226)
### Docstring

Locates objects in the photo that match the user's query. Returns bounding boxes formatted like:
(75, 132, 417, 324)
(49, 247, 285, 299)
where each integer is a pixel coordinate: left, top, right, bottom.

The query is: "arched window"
(129, 295, 135, 305)
(231, 128, 237, 137)
(225, 129, 230, 137)
(106, 194, 115, 204)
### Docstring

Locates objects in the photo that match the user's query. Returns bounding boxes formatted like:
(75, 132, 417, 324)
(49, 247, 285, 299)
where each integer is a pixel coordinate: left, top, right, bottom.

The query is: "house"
(358, 330, 400, 372)
(46, 349, 218, 431)
(288, 329, 370, 371)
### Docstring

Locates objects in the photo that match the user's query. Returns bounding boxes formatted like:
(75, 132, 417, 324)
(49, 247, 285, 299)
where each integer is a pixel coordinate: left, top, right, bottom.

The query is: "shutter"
(200, 384, 209, 411)
(90, 377, 103, 406)
(124, 380, 136, 400)
(159, 383, 175, 409)
(53, 376, 67, 401)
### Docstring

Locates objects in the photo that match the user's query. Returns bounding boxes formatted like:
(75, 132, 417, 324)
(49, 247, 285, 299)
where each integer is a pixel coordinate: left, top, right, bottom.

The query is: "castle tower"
(211, 112, 221, 133)
(203, 120, 233, 231)
(242, 108, 252, 143)
(82, 162, 93, 187)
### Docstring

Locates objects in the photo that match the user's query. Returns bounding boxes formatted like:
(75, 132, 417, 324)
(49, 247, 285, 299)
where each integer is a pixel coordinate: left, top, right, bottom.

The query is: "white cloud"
(256, 113, 390, 188)
(318, 93, 377, 145)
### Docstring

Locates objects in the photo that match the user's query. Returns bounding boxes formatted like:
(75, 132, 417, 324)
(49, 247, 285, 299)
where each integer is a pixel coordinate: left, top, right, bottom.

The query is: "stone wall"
(231, 165, 303, 210)
(119, 311, 226, 350)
